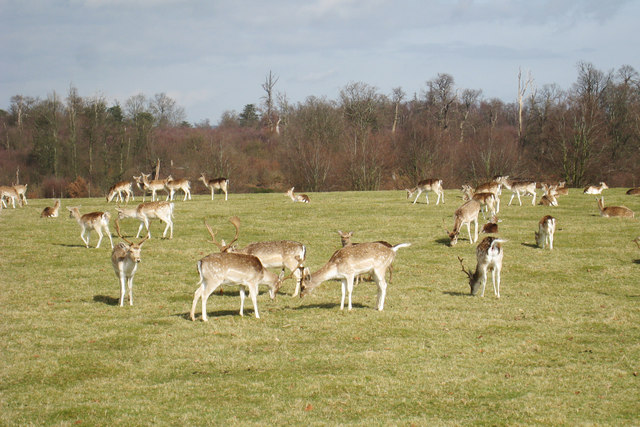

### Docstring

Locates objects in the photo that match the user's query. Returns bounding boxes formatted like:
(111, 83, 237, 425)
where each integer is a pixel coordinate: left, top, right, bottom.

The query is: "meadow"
(1, 188, 639, 425)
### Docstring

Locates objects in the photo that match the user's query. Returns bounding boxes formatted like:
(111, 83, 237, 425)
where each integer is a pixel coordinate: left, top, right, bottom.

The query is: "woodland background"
(1, 61, 639, 198)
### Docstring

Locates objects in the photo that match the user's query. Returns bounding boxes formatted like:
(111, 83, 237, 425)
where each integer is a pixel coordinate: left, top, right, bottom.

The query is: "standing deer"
(596, 198, 634, 218)
(300, 241, 410, 311)
(538, 184, 559, 207)
(117, 201, 174, 239)
(111, 219, 148, 306)
(67, 207, 114, 248)
(286, 187, 310, 203)
(535, 215, 556, 250)
(41, 199, 61, 218)
(199, 173, 229, 201)
(0, 186, 19, 208)
(165, 177, 191, 201)
(106, 180, 134, 203)
(406, 179, 444, 205)
(584, 182, 609, 195)
(444, 200, 481, 246)
(458, 236, 506, 297)
(141, 173, 170, 201)
(497, 177, 537, 206)
(13, 184, 28, 206)
(474, 180, 502, 213)
(461, 185, 497, 217)
(337, 230, 394, 284)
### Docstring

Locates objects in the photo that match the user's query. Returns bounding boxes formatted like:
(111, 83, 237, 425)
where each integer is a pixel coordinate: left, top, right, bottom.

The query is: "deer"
(111, 219, 148, 306)
(538, 184, 559, 207)
(337, 230, 394, 284)
(41, 199, 61, 218)
(596, 197, 634, 218)
(555, 181, 569, 196)
(300, 241, 411, 311)
(190, 219, 295, 321)
(141, 173, 170, 202)
(165, 176, 191, 201)
(474, 180, 502, 213)
(67, 207, 114, 249)
(461, 185, 497, 217)
(626, 187, 640, 196)
(106, 180, 134, 203)
(199, 173, 229, 201)
(458, 236, 506, 298)
(535, 215, 556, 250)
(117, 201, 174, 239)
(286, 187, 310, 203)
(406, 179, 444, 205)
(584, 182, 609, 195)
(444, 199, 481, 246)
(133, 175, 151, 202)
(0, 186, 19, 208)
(497, 177, 537, 206)
(12, 184, 27, 206)
(481, 215, 500, 234)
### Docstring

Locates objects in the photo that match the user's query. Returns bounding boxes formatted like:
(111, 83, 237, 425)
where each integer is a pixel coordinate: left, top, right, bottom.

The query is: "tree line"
(1, 61, 638, 198)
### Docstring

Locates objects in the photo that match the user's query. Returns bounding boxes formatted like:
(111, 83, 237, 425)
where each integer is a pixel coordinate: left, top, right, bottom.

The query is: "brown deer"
(67, 207, 114, 248)
(444, 200, 481, 246)
(286, 187, 310, 203)
(406, 179, 444, 205)
(41, 199, 61, 218)
(596, 197, 634, 218)
(199, 173, 229, 201)
(535, 215, 556, 250)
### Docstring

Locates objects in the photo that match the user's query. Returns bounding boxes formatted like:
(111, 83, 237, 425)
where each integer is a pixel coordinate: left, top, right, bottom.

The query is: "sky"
(1, 0, 639, 125)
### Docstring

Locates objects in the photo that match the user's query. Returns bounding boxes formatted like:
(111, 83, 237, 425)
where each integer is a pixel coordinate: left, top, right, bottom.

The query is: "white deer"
(67, 207, 114, 249)
(199, 173, 229, 201)
(444, 200, 481, 246)
(300, 241, 410, 311)
(286, 187, 310, 203)
(535, 215, 556, 250)
(111, 219, 148, 306)
(458, 236, 506, 297)
(406, 179, 444, 205)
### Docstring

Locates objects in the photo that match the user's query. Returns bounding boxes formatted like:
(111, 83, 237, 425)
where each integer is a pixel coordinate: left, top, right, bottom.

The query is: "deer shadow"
(435, 237, 451, 246)
(176, 309, 258, 320)
(93, 295, 119, 305)
(292, 302, 366, 311)
(442, 291, 470, 297)
(521, 242, 539, 249)
(57, 243, 90, 248)
(633, 259, 640, 265)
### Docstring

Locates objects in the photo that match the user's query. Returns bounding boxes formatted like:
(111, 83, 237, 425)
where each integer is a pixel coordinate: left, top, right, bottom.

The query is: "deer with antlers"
(300, 241, 410, 311)
(41, 199, 61, 218)
(67, 207, 114, 249)
(445, 200, 481, 246)
(111, 219, 148, 306)
(596, 197, 634, 218)
(190, 218, 296, 321)
(535, 215, 556, 250)
(458, 236, 506, 298)
(584, 182, 609, 195)
(199, 173, 229, 201)
(286, 187, 310, 203)
(106, 180, 134, 203)
(406, 179, 444, 205)
(165, 176, 191, 201)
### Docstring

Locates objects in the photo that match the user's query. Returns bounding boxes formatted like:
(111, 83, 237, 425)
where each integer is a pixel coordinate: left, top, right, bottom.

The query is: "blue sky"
(1, 0, 639, 124)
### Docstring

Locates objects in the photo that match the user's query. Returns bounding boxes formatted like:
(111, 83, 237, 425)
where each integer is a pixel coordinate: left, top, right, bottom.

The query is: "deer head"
(204, 216, 240, 253)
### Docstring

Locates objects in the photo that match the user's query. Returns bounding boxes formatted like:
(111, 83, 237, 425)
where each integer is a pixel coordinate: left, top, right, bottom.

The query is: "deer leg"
(346, 277, 354, 311)
(190, 285, 203, 321)
(201, 283, 219, 322)
(80, 229, 89, 248)
(340, 279, 347, 310)
(466, 222, 473, 244)
(239, 288, 246, 316)
(224, 189, 228, 201)
(128, 276, 134, 305)
(118, 268, 126, 307)
(480, 268, 488, 297)
(473, 219, 478, 243)
(412, 190, 420, 204)
(248, 285, 259, 319)
(549, 232, 554, 250)
(95, 227, 104, 248)
(210, 188, 214, 201)
(291, 268, 302, 297)
(425, 192, 430, 204)
(375, 270, 387, 311)
(531, 191, 536, 205)
(136, 221, 146, 239)
(495, 267, 501, 298)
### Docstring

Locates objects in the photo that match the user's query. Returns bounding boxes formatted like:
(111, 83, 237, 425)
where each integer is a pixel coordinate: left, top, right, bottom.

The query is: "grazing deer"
(165, 176, 191, 201)
(584, 182, 609, 195)
(596, 197, 634, 218)
(474, 180, 502, 213)
(141, 173, 170, 201)
(106, 181, 134, 203)
(481, 215, 500, 234)
(67, 207, 114, 249)
(498, 177, 537, 206)
(535, 215, 556, 250)
(0, 186, 19, 208)
(13, 184, 27, 206)
(130, 201, 174, 239)
(461, 185, 497, 217)
(190, 220, 293, 321)
(199, 173, 229, 201)
(41, 199, 61, 218)
(337, 230, 394, 284)
(286, 187, 310, 203)
(300, 241, 411, 311)
(406, 179, 444, 205)
(112, 219, 148, 306)
(458, 236, 506, 297)
(538, 184, 559, 207)
(626, 187, 640, 196)
(444, 200, 481, 246)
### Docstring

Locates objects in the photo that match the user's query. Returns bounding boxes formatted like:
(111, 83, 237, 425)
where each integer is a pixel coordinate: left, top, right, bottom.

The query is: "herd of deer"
(3, 173, 638, 319)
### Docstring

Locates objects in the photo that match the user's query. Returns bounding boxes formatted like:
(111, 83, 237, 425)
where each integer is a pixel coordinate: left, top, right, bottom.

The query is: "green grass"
(1, 190, 639, 425)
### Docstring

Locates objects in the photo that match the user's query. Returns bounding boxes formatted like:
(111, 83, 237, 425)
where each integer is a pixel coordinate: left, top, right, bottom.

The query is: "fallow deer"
(498, 177, 537, 206)
(141, 173, 170, 202)
(633, 237, 640, 249)
(444, 200, 481, 246)
(13, 184, 27, 206)
(584, 182, 609, 195)
(165, 176, 191, 201)
(406, 179, 444, 205)
(67, 207, 114, 249)
(286, 187, 310, 203)
(199, 173, 229, 201)
(41, 199, 61, 218)
(461, 185, 497, 217)
(626, 187, 640, 196)
(596, 197, 634, 218)
(535, 215, 556, 250)
(106, 180, 134, 203)
(474, 180, 502, 213)
(124, 201, 174, 239)
(0, 186, 19, 208)
(111, 219, 148, 306)
(337, 230, 394, 284)
(538, 184, 559, 207)
(458, 236, 506, 297)
(300, 241, 411, 311)
(481, 215, 500, 234)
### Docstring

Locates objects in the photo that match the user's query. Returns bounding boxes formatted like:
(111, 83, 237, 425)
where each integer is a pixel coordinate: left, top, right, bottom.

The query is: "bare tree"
(261, 70, 280, 133)
(391, 87, 405, 135)
(426, 73, 457, 129)
(517, 68, 534, 143)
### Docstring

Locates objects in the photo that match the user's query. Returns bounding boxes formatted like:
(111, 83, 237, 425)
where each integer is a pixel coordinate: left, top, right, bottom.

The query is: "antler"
(114, 218, 133, 245)
(204, 216, 241, 253)
(457, 256, 473, 279)
(442, 218, 451, 235)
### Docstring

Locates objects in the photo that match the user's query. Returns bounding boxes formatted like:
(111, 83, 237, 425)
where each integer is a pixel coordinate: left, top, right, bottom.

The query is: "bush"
(40, 176, 69, 198)
(66, 177, 88, 198)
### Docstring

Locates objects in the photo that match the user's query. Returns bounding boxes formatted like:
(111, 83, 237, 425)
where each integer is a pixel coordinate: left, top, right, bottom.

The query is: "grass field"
(1, 189, 639, 425)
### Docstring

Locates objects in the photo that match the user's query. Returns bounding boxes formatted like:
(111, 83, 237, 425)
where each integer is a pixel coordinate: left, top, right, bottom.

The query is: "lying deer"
(538, 184, 559, 207)
(406, 179, 444, 205)
(286, 187, 310, 203)
(300, 241, 410, 311)
(41, 199, 61, 218)
(67, 207, 114, 249)
(596, 197, 634, 218)
(481, 215, 500, 234)
(111, 219, 148, 306)
(584, 182, 609, 195)
(458, 236, 506, 298)
(535, 215, 556, 250)
(626, 187, 640, 196)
